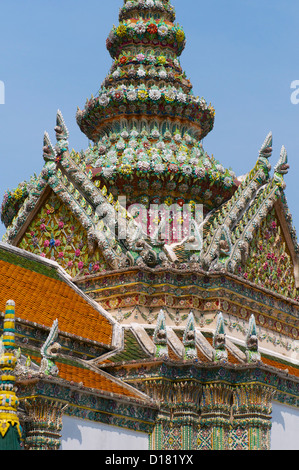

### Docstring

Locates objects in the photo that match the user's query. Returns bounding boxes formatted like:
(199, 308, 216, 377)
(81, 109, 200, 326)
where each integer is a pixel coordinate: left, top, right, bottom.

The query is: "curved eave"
(77, 108, 214, 143)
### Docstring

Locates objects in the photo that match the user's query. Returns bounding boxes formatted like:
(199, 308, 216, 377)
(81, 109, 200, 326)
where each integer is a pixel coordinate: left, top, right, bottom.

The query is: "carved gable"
(18, 191, 109, 277)
(237, 207, 299, 301)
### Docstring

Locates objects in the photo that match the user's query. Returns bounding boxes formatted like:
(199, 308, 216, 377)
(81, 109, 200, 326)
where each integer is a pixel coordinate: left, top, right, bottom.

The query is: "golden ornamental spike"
(0, 301, 22, 447)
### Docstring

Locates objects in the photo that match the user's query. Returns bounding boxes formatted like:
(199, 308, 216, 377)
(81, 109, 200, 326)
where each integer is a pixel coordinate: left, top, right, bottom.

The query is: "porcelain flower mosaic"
(1, 175, 39, 228)
(238, 208, 299, 301)
(18, 193, 108, 277)
(76, 0, 214, 143)
(106, 19, 186, 58)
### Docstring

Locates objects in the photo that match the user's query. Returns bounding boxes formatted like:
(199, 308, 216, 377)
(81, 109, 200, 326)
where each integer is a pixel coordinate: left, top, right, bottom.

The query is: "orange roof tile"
(0, 258, 113, 346)
(168, 344, 181, 361)
(227, 350, 242, 365)
(58, 362, 141, 399)
(196, 346, 210, 363)
(261, 356, 299, 379)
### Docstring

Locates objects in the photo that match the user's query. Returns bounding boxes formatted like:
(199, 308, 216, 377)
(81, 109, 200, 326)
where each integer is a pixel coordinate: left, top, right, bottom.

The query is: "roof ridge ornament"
(245, 314, 261, 364)
(153, 309, 168, 358)
(55, 109, 69, 155)
(183, 311, 197, 360)
(274, 145, 289, 189)
(259, 131, 273, 159)
(43, 131, 57, 162)
(0, 300, 22, 448)
(40, 319, 61, 377)
(213, 312, 228, 363)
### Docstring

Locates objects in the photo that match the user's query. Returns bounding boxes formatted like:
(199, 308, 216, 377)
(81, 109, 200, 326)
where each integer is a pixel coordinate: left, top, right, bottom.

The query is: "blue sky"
(0, 0, 299, 240)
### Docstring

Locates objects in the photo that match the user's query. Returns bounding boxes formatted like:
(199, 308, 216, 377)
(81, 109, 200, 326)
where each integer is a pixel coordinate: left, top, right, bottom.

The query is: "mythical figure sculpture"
(153, 310, 168, 358)
(55, 109, 69, 154)
(274, 146, 289, 189)
(43, 132, 57, 162)
(40, 319, 61, 376)
(245, 314, 261, 364)
(213, 312, 227, 363)
(183, 312, 197, 360)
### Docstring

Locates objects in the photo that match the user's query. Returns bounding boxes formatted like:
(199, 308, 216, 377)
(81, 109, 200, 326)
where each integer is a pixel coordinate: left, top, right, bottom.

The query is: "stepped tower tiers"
(76, 0, 238, 214)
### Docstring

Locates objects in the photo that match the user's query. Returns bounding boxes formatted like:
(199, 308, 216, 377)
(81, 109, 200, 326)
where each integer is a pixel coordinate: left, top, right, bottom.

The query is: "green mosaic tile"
(109, 329, 150, 363)
(0, 245, 61, 281)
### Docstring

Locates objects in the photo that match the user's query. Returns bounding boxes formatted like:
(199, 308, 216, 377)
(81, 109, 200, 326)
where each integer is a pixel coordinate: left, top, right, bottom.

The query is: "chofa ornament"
(40, 319, 61, 377)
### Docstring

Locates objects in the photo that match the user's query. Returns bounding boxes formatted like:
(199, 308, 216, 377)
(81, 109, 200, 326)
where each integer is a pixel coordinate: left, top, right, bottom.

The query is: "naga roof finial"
(55, 109, 69, 139)
(259, 131, 273, 158)
(274, 145, 289, 189)
(245, 314, 261, 363)
(40, 319, 61, 376)
(54, 110, 69, 155)
(153, 310, 168, 358)
(257, 131, 272, 174)
(43, 131, 57, 162)
(213, 312, 227, 363)
(183, 312, 197, 360)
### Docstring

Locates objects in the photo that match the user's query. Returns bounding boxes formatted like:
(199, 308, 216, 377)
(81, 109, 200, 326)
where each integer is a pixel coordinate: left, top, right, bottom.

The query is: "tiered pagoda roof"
(75, 0, 238, 211)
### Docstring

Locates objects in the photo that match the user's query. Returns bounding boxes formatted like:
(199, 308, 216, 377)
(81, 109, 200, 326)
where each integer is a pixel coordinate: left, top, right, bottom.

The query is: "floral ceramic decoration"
(238, 208, 299, 301)
(19, 192, 108, 277)
(1, 176, 39, 228)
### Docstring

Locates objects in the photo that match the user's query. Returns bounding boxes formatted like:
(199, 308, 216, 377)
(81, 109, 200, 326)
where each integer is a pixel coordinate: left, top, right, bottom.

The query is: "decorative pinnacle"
(43, 131, 57, 162)
(0, 301, 22, 444)
(274, 145, 289, 175)
(259, 131, 273, 159)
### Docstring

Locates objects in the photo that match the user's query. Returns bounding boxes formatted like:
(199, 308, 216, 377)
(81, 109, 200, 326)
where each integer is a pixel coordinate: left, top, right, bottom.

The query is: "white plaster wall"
(271, 401, 299, 450)
(61, 415, 149, 450)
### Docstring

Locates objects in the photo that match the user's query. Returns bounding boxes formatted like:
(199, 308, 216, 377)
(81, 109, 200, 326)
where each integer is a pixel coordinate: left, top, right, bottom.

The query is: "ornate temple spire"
(75, 0, 237, 214)
(77, 0, 214, 142)
(0, 301, 22, 450)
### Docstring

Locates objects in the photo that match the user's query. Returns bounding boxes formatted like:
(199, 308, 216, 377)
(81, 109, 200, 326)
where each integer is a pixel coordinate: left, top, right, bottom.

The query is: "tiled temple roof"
(97, 312, 299, 386)
(0, 242, 115, 348)
(58, 361, 148, 400)
(18, 354, 153, 404)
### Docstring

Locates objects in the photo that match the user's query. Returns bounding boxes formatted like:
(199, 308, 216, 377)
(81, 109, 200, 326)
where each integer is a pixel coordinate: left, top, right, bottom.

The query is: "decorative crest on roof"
(213, 312, 227, 363)
(274, 145, 289, 188)
(40, 319, 61, 377)
(183, 311, 197, 360)
(55, 109, 69, 155)
(245, 314, 261, 364)
(153, 309, 168, 358)
(43, 131, 57, 163)
(75, 0, 238, 213)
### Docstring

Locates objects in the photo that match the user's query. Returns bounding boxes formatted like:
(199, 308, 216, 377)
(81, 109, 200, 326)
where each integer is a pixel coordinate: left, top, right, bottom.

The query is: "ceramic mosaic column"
(142, 379, 173, 450)
(199, 383, 233, 450)
(172, 381, 201, 450)
(23, 397, 66, 450)
(150, 409, 172, 450)
(0, 301, 22, 450)
(144, 378, 201, 450)
(231, 384, 274, 450)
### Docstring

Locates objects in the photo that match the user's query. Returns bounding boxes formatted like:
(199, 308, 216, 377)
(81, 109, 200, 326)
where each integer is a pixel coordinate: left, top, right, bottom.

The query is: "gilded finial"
(0, 301, 22, 449)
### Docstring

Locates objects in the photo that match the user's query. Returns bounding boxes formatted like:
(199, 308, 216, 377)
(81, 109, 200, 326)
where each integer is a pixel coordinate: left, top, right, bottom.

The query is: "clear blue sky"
(0, 0, 299, 240)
